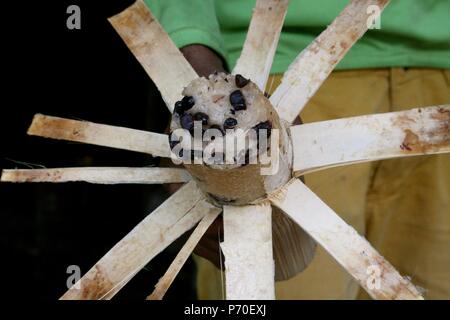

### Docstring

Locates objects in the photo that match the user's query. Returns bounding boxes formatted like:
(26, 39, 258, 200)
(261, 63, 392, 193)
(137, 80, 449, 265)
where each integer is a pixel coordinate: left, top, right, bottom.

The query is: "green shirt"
(145, 0, 450, 73)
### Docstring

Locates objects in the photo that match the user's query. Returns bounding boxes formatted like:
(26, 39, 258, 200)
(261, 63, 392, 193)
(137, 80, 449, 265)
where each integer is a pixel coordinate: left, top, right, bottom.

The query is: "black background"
(0, 0, 197, 300)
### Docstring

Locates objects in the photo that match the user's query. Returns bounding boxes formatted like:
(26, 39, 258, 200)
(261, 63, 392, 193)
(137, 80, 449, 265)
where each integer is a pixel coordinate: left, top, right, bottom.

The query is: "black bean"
(253, 121, 272, 137)
(242, 150, 251, 167)
(193, 112, 209, 125)
(235, 74, 250, 88)
(253, 120, 272, 130)
(168, 132, 180, 149)
(229, 90, 246, 111)
(181, 96, 195, 111)
(180, 113, 194, 131)
(223, 118, 238, 130)
(174, 101, 184, 115)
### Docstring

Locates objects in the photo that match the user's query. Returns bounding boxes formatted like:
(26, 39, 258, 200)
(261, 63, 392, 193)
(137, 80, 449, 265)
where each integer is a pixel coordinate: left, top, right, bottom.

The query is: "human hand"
(181, 44, 226, 77)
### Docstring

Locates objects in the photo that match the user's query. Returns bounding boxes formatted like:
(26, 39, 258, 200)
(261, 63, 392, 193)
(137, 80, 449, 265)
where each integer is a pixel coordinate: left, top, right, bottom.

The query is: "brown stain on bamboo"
(431, 106, 450, 121)
(340, 41, 348, 50)
(400, 129, 449, 154)
(399, 108, 450, 153)
(28, 115, 88, 141)
(212, 95, 225, 103)
(109, 1, 160, 59)
(79, 265, 114, 300)
(8, 170, 63, 182)
(345, 246, 420, 300)
(394, 114, 415, 125)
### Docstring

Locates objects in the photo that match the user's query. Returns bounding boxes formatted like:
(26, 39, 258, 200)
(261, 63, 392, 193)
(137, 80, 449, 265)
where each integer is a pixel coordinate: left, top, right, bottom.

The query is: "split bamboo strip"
(221, 203, 275, 300)
(28, 114, 171, 158)
(270, 179, 424, 300)
(270, 0, 390, 123)
(109, 0, 198, 111)
(291, 106, 450, 175)
(147, 208, 221, 300)
(1, 167, 191, 184)
(233, 0, 290, 91)
(60, 181, 205, 300)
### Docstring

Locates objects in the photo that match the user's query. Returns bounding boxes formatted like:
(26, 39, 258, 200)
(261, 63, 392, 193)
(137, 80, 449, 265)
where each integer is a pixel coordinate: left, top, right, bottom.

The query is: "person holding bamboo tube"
(146, 0, 450, 299)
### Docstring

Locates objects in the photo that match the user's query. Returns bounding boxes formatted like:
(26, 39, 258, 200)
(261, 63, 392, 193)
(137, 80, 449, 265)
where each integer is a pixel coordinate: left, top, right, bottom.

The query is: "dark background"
(0, 0, 197, 300)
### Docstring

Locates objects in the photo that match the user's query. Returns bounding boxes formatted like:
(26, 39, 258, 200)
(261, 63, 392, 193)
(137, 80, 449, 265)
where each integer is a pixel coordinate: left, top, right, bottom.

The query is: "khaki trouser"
(196, 68, 450, 299)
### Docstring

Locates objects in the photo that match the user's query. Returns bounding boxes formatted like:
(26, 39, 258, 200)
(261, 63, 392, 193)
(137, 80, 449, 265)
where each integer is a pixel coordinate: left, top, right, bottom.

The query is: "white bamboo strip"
(0, 167, 191, 184)
(147, 208, 221, 300)
(101, 198, 217, 300)
(270, 0, 390, 123)
(269, 179, 423, 300)
(221, 203, 275, 300)
(60, 181, 206, 300)
(108, 0, 198, 111)
(232, 0, 290, 91)
(291, 106, 450, 175)
(28, 114, 171, 158)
